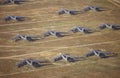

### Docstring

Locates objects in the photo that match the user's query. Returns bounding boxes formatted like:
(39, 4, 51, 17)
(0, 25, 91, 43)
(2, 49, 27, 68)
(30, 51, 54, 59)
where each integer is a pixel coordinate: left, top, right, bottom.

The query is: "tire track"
(0, 18, 69, 27)
(33, 32, 103, 44)
(3, 37, 116, 78)
(0, 39, 119, 59)
(0, 62, 77, 77)
(0, 0, 119, 77)
(0, 32, 105, 48)
(108, 0, 120, 7)
(0, 48, 61, 59)
(0, 1, 57, 14)
(114, 0, 120, 3)
(0, 24, 75, 33)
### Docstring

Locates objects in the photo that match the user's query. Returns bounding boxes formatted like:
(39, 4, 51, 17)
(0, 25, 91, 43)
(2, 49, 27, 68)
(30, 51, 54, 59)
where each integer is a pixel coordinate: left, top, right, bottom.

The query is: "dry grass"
(0, 0, 120, 78)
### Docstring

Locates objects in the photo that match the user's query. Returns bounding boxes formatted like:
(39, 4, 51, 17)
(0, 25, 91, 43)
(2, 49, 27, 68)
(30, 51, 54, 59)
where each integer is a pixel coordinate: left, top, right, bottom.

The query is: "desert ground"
(0, 0, 120, 78)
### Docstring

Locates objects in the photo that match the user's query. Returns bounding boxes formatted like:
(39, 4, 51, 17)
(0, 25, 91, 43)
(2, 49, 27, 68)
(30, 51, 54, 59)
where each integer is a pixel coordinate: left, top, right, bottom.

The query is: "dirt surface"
(0, 0, 120, 78)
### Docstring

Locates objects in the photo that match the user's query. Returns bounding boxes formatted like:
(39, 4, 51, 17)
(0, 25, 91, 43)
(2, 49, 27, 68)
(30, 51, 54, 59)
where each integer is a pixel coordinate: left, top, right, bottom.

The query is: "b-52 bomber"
(3, 15, 26, 21)
(57, 8, 81, 15)
(85, 49, 115, 58)
(41, 30, 69, 38)
(80, 6, 104, 13)
(0, 0, 25, 5)
(16, 59, 45, 68)
(98, 23, 120, 30)
(12, 34, 42, 42)
(52, 53, 77, 62)
(69, 26, 93, 33)
(57, 6, 104, 15)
